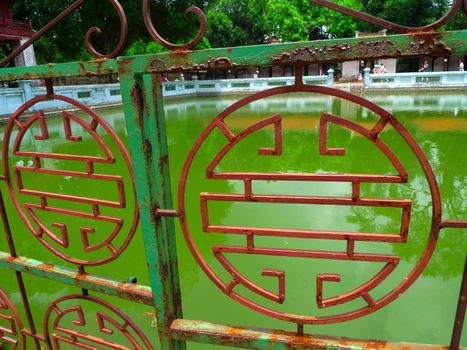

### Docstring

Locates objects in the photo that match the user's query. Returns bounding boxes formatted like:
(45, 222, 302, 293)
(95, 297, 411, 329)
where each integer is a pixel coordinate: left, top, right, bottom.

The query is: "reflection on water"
(0, 91, 465, 348)
(164, 91, 466, 347)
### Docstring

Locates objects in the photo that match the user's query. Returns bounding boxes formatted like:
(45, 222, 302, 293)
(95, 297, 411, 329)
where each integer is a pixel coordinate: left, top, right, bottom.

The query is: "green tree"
(206, 0, 267, 47)
(206, 0, 364, 46)
(357, 0, 454, 32)
(12, 0, 211, 64)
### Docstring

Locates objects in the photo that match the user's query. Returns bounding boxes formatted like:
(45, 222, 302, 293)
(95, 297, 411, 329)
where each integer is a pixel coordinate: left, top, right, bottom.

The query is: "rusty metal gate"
(0, 1, 466, 349)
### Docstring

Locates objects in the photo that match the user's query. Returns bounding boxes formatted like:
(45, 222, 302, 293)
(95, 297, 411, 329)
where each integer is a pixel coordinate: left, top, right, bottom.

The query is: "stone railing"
(162, 74, 331, 97)
(1, 69, 466, 116)
(0, 74, 330, 116)
(0, 83, 123, 116)
(364, 68, 467, 89)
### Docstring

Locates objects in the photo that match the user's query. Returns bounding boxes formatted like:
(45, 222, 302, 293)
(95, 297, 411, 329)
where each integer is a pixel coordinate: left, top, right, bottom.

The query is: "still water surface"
(0, 91, 466, 348)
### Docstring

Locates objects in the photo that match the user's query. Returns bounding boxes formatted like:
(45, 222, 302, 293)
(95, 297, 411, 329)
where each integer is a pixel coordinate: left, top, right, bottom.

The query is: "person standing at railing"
(459, 60, 464, 71)
(419, 60, 429, 72)
(379, 64, 387, 74)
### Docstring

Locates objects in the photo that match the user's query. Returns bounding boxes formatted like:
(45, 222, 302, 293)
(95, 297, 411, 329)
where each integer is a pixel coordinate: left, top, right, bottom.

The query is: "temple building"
(0, 0, 36, 67)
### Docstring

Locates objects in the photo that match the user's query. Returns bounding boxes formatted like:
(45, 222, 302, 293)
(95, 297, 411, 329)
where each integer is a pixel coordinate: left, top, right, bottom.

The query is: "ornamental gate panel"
(0, 1, 466, 349)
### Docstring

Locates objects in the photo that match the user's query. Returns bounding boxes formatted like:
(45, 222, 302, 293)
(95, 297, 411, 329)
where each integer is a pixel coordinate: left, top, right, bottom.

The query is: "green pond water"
(0, 90, 466, 348)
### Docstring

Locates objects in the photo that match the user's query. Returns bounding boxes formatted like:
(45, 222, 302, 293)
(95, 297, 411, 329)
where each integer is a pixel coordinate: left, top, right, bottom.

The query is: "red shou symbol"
(0, 287, 26, 349)
(178, 85, 441, 324)
(43, 294, 154, 349)
(1, 95, 139, 266)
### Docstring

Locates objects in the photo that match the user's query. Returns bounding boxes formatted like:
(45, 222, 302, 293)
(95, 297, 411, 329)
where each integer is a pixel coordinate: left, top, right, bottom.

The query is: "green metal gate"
(0, 1, 466, 349)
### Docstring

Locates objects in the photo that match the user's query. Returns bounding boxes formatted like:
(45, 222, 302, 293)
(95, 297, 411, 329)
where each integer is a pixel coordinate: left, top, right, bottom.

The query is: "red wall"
(0, 0, 14, 27)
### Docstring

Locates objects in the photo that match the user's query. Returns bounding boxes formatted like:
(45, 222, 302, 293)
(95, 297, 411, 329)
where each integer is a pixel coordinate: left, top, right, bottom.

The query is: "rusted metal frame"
(1, 94, 139, 266)
(43, 294, 155, 349)
(117, 30, 467, 76)
(450, 255, 467, 349)
(308, 0, 464, 34)
(119, 68, 185, 350)
(0, 287, 28, 348)
(170, 319, 464, 350)
(1, 30, 465, 82)
(176, 82, 442, 326)
(0, 251, 153, 305)
(0, 183, 42, 348)
(143, 1, 207, 51)
(0, 59, 118, 82)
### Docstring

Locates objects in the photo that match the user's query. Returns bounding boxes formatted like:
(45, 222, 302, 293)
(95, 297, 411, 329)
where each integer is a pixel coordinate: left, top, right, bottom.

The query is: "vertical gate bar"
(0, 188, 42, 349)
(450, 255, 467, 349)
(119, 68, 186, 350)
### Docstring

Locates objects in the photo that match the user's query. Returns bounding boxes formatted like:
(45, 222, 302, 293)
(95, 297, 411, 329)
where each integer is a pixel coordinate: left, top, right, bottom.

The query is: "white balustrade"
(364, 71, 467, 89)
(0, 71, 465, 116)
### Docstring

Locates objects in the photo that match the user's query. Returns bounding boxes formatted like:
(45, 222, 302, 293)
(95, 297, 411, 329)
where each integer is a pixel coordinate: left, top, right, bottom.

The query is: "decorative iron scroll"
(0, 0, 128, 68)
(1, 94, 139, 266)
(0, 287, 26, 349)
(43, 294, 154, 349)
(2, 0, 467, 67)
(0, 0, 205, 68)
(143, 1, 207, 51)
(178, 84, 442, 324)
(309, 0, 466, 34)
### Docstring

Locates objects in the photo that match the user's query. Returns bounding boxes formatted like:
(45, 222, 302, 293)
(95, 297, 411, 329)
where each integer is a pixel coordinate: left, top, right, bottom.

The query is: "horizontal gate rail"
(170, 319, 458, 350)
(0, 31, 465, 81)
(0, 252, 153, 305)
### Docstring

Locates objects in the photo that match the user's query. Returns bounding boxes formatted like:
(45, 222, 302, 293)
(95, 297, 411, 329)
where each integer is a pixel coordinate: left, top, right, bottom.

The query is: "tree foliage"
(8, 0, 465, 64)
(12, 0, 211, 63)
(206, 0, 462, 46)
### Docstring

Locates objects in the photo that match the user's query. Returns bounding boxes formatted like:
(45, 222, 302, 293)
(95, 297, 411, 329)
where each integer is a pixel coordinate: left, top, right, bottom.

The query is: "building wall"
(380, 59, 396, 73)
(13, 38, 37, 67)
(342, 61, 360, 78)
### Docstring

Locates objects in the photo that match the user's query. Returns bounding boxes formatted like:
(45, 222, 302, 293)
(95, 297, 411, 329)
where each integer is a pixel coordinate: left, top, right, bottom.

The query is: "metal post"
(450, 255, 467, 350)
(119, 66, 186, 350)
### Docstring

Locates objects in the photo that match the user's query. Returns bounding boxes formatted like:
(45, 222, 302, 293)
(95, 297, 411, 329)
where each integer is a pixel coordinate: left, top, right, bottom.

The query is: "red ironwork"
(177, 80, 443, 324)
(308, 0, 465, 34)
(2, 0, 467, 67)
(1, 94, 139, 266)
(0, 0, 128, 68)
(143, 1, 207, 51)
(43, 294, 154, 349)
(0, 287, 26, 349)
(451, 256, 467, 349)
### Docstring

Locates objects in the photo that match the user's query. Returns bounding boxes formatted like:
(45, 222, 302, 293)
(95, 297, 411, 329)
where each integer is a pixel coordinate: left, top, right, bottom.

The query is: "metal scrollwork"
(1, 95, 139, 266)
(309, 0, 464, 34)
(0, 0, 127, 68)
(143, 0, 207, 51)
(178, 84, 442, 324)
(0, 288, 26, 350)
(43, 294, 154, 349)
(85, 0, 128, 59)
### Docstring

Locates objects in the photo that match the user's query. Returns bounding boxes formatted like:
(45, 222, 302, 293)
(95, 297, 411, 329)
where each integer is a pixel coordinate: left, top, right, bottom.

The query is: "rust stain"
(117, 57, 135, 74)
(131, 84, 145, 123)
(142, 138, 153, 160)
